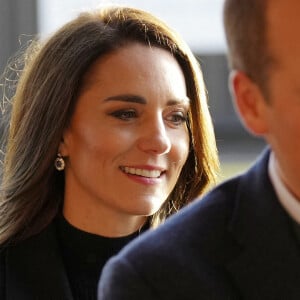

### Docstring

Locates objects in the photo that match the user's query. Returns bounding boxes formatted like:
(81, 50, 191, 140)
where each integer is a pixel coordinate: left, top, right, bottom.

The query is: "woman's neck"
(62, 202, 148, 237)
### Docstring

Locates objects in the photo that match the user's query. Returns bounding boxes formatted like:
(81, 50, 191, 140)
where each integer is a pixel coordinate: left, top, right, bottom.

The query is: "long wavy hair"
(0, 6, 219, 246)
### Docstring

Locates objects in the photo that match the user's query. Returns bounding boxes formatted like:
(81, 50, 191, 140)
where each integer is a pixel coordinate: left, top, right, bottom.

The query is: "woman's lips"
(120, 166, 163, 178)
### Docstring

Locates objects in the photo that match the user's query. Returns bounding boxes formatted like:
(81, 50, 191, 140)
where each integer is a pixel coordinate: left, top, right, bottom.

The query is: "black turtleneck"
(56, 216, 142, 300)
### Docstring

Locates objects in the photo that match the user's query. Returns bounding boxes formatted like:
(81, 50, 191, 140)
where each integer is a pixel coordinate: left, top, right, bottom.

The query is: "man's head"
(224, 0, 300, 198)
(223, 0, 274, 95)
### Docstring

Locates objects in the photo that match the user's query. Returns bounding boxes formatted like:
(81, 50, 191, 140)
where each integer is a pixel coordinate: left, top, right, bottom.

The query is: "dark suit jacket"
(0, 221, 74, 299)
(99, 149, 300, 300)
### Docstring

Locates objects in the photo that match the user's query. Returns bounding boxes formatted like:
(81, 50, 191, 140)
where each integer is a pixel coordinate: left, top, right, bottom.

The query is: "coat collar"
(5, 221, 73, 300)
(226, 149, 300, 298)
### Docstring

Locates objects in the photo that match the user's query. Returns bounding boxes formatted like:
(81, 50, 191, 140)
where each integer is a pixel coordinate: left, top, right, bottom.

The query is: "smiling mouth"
(120, 166, 163, 178)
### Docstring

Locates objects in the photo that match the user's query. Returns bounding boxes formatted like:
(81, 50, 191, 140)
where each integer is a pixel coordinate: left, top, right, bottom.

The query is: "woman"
(0, 6, 219, 300)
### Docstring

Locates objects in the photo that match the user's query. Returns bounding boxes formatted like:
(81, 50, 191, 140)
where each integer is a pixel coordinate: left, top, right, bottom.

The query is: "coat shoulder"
(0, 245, 7, 299)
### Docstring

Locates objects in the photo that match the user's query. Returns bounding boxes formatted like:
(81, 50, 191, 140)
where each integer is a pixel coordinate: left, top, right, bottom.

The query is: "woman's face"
(60, 43, 190, 235)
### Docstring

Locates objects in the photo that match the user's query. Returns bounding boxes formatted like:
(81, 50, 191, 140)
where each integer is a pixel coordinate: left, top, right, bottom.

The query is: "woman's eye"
(166, 112, 188, 126)
(110, 109, 137, 120)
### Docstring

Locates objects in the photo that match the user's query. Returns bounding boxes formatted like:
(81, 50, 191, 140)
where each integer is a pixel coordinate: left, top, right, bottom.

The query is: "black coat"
(0, 222, 74, 299)
(99, 149, 300, 299)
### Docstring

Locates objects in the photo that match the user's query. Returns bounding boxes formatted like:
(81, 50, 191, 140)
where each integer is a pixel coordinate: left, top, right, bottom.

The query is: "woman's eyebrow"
(104, 94, 147, 104)
(166, 97, 190, 106)
(104, 94, 190, 106)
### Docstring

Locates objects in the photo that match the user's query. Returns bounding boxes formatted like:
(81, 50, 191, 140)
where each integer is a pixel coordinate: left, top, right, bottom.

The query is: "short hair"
(0, 6, 219, 245)
(223, 0, 274, 95)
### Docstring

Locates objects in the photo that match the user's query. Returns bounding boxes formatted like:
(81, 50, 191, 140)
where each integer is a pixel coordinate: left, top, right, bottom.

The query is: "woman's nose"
(137, 118, 171, 155)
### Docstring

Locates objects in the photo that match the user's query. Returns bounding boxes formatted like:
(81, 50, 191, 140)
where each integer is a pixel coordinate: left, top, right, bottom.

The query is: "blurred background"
(0, 0, 266, 181)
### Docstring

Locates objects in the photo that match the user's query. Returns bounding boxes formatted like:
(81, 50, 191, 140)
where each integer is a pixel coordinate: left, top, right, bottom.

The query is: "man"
(98, 0, 300, 298)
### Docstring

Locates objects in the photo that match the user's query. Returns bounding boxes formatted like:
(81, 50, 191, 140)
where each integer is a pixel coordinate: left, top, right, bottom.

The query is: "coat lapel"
(5, 221, 73, 300)
(226, 150, 300, 299)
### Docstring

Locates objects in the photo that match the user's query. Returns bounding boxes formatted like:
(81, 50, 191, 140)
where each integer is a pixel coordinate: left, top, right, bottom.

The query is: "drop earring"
(54, 153, 65, 171)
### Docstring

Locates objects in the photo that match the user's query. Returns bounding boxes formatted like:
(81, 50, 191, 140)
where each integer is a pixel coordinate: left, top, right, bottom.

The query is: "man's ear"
(229, 70, 269, 136)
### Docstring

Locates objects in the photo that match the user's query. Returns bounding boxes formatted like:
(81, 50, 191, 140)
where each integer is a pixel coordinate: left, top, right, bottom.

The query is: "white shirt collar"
(268, 151, 300, 224)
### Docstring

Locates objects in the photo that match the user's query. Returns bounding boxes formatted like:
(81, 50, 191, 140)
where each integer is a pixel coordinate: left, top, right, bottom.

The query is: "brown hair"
(0, 6, 219, 245)
(223, 0, 274, 95)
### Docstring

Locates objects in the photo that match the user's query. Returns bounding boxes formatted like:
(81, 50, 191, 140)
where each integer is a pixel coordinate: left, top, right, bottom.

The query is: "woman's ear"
(229, 70, 269, 136)
(57, 129, 70, 157)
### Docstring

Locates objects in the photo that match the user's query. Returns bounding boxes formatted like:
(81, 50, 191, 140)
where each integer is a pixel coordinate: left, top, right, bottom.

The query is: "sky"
(37, 0, 226, 53)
